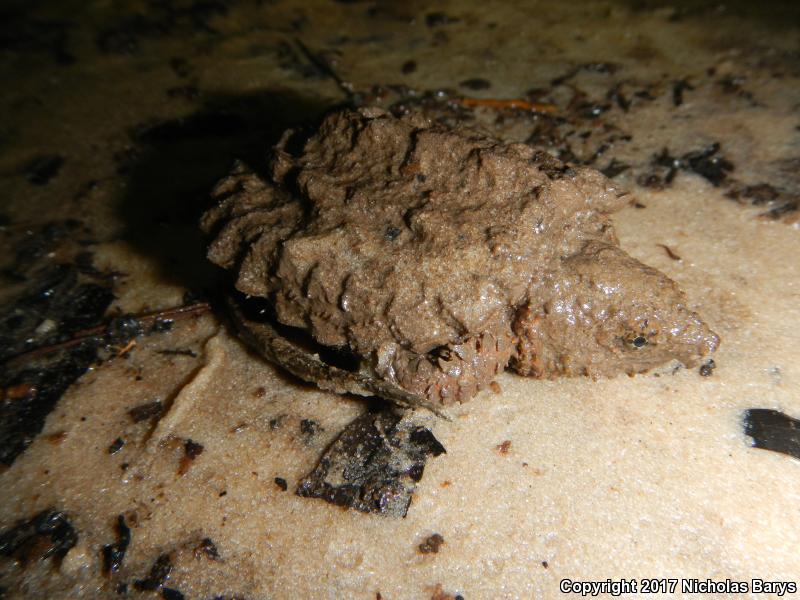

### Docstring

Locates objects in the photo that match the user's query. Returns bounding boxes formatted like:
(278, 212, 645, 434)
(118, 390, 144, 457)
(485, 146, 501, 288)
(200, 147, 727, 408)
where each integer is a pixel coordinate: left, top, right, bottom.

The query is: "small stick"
(454, 97, 558, 114)
(293, 38, 355, 101)
(657, 244, 682, 261)
(5, 302, 211, 364)
(116, 339, 137, 357)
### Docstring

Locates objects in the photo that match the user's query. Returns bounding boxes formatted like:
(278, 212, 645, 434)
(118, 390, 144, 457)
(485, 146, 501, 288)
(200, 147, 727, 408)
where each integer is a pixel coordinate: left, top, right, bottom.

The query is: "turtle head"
(512, 242, 719, 378)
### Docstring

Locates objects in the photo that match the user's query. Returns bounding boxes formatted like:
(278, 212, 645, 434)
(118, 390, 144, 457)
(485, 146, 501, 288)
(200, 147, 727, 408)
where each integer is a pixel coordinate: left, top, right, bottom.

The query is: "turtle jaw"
(510, 303, 719, 379)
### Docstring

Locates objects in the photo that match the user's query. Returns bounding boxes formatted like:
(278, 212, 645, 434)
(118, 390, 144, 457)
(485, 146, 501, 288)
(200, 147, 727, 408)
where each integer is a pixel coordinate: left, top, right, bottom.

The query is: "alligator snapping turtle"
(202, 107, 718, 409)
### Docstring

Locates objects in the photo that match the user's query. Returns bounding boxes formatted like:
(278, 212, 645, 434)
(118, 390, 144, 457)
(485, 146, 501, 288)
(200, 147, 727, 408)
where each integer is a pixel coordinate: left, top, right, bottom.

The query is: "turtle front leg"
(375, 328, 516, 405)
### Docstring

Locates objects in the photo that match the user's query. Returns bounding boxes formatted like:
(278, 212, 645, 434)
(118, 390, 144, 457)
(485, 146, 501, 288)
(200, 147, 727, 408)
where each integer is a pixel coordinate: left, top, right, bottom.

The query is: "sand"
(1, 1, 799, 598)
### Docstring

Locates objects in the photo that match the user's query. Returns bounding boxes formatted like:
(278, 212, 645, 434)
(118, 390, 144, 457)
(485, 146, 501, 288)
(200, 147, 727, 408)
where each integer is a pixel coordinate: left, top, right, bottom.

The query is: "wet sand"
(1, 1, 799, 598)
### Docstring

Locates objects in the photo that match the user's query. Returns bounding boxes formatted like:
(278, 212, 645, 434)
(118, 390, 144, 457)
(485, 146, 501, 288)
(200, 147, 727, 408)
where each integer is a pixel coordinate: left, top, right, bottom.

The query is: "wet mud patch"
(0, 221, 116, 465)
(0, 221, 212, 466)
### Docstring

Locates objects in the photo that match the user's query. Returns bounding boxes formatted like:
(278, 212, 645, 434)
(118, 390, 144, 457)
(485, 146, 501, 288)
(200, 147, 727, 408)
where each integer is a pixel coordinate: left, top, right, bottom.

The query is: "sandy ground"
(1, 1, 799, 598)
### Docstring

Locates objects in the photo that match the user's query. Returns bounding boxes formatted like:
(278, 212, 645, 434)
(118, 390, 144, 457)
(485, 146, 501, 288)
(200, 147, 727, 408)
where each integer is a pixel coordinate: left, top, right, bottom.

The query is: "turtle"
(201, 107, 719, 411)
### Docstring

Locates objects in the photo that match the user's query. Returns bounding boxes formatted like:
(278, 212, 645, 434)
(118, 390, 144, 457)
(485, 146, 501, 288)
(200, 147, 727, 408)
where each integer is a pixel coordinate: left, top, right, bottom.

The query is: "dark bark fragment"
(0, 510, 77, 565)
(459, 78, 491, 91)
(178, 439, 204, 475)
(0, 344, 98, 465)
(108, 437, 125, 454)
(134, 553, 173, 591)
(418, 533, 444, 554)
(297, 411, 446, 517)
(699, 359, 716, 377)
(194, 537, 220, 561)
(102, 515, 131, 575)
(744, 409, 800, 460)
(23, 155, 64, 185)
(128, 401, 164, 423)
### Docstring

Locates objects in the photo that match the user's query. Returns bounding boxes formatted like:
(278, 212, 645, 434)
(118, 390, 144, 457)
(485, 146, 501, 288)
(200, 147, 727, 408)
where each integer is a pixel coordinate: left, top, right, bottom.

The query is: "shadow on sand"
(117, 88, 338, 296)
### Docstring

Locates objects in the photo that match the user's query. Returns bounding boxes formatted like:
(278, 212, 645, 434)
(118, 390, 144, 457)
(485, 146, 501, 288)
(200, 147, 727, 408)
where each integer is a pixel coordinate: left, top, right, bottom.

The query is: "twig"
(5, 302, 211, 364)
(657, 244, 682, 261)
(293, 37, 355, 101)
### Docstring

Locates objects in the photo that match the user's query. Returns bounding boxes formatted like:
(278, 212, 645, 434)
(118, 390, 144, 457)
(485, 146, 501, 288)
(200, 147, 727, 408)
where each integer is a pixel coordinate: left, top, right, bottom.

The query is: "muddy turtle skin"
(202, 107, 719, 407)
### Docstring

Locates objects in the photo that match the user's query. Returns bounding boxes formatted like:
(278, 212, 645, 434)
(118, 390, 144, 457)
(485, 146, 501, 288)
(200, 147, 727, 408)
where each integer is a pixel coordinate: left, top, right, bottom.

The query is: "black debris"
(184, 439, 203, 459)
(533, 151, 573, 180)
(169, 57, 192, 78)
(291, 38, 352, 97)
(128, 400, 164, 423)
(744, 409, 800, 461)
(606, 83, 630, 111)
(671, 79, 694, 106)
(658, 244, 681, 261)
(178, 439, 204, 475)
(600, 159, 630, 179)
(151, 318, 174, 333)
(108, 437, 125, 454)
(385, 225, 401, 241)
(684, 143, 733, 186)
(104, 314, 144, 345)
(194, 537, 220, 561)
(134, 553, 173, 591)
(408, 427, 446, 458)
(761, 198, 799, 220)
(717, 74, 756, 104)
(699, 359, 716, 377)
(642, 143, 734, 189)
(102, 515, 131, 575)
(459, 78, 491, 91)
(296, 411, 446, 517)
(158, 348, 198, 358)
(425, 12, 459, 27)
(637, 172, 666, 190)
(740, 183, 780, 205)
(1, 262, 114, 361)
(401, 60, 417, 75)
(0, 509, 77, 565)
(418, 533, 444, 554)
(150, 317, 175, 333)
(1, 344, 99, 465)
(274, 477, 288, 491)
(95, 3, 228, 55)
(275, 40, 328, 80)
(6, 220, 82, 276)
(162, 588, 185, 600)
(551, 61, 618, 86)
(300, 419, 320, 436)
(725, 183, 781, 206)
(23, 155, 64, 186)
(576, 102, 610, 119)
